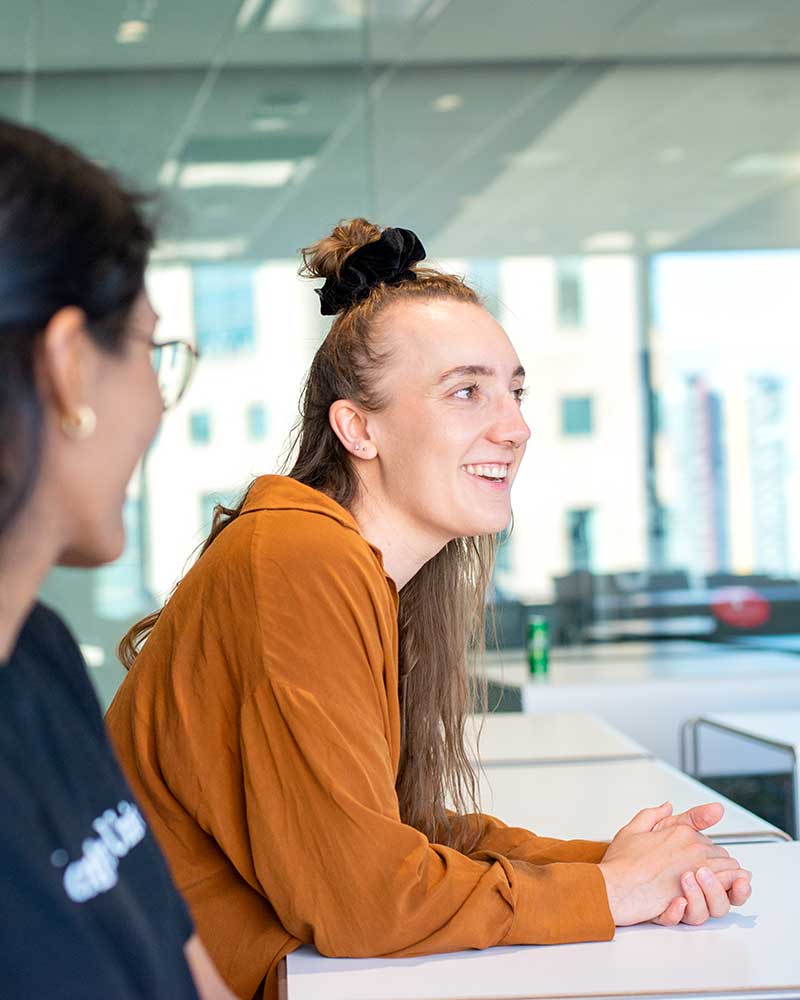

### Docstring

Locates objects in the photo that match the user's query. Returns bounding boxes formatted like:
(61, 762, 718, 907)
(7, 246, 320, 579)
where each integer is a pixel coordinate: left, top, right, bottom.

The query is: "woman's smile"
(462, 462, 512, 490)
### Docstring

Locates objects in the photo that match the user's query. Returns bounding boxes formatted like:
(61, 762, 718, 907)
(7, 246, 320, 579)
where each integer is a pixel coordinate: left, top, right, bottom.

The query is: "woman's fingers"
(695, 866, 731, 920)
(657, 869, 751, 930)
(707, 867, 752, 899)
(728, 874, 753, 906)
(681, 866, 733, 924)
(622, 801, 673, 835)
(680, 870, 710, 925)
(652, 896, 687, 926)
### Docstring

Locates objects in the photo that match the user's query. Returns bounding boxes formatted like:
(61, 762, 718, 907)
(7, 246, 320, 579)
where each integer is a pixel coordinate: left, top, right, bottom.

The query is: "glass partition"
(2, 1, 800, 701)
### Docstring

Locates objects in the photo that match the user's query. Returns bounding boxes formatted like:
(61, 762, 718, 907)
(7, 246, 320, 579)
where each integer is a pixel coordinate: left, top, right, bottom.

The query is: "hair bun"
(302, 220, 426, 316)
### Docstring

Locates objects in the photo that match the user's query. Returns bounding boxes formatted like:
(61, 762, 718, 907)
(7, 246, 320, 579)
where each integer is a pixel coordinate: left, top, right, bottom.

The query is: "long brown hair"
(120, 218, 495, 853)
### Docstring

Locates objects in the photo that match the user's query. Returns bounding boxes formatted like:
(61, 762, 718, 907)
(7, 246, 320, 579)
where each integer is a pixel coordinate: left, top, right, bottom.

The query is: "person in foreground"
(106, 220, 752, 1000)
(0, 118, 236, 999)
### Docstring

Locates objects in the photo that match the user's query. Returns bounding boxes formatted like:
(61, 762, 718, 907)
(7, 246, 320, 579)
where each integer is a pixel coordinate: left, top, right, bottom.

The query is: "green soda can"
(526, 616, 549, 675)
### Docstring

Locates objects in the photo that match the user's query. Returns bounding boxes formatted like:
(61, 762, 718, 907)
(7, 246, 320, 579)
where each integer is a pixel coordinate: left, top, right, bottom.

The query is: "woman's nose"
(490, 394, 531, 448)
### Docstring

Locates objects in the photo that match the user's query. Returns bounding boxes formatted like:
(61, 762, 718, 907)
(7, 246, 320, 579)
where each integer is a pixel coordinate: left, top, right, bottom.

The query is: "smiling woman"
(105, 219, 751, 1000)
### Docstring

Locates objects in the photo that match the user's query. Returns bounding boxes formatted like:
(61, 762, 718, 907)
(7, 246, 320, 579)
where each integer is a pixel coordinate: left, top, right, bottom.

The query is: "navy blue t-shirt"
(0, 602, 199, 1000)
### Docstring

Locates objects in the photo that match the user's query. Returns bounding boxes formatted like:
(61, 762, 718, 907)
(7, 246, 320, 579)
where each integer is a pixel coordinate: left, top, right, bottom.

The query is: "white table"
(682, 711, 800, 840)
(466, 711, 651, 766)
(477, 757, 789, 844)
(484, 645, 800, 688)
(283, 841, 800, 1000)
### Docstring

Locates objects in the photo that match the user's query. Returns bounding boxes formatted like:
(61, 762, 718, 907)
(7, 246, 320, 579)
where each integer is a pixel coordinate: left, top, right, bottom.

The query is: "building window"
(555, 257, 585, 328)
(566, 509, 594, 572)
(246, 402, 268, 441)
(189, 411, 211, 445)
(192, 265, 255, 354)
(561, 396, 593, 436)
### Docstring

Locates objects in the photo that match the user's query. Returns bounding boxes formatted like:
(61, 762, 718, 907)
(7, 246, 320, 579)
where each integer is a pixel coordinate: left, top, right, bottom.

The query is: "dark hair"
(0, 117, 154, 540)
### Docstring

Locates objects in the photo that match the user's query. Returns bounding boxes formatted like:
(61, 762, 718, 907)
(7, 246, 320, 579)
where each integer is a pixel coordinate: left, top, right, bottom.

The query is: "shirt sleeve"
(208, 517, 614, 959)
(445, 810, 609, 865)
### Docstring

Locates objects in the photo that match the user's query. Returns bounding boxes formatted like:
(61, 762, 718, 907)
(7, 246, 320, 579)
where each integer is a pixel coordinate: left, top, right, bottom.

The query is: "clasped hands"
(599, 801, 753, 928)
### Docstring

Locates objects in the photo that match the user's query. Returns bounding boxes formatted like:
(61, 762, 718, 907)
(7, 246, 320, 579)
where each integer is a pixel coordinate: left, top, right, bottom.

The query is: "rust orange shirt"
(106, 476, 614, 1000)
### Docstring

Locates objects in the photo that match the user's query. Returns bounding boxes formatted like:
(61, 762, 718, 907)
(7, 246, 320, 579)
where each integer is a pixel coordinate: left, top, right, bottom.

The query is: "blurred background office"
(3, 0, 800, 708)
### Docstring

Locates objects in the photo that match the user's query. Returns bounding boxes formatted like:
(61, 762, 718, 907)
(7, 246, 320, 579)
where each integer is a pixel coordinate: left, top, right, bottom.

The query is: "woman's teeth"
(464, 464, 508, 480)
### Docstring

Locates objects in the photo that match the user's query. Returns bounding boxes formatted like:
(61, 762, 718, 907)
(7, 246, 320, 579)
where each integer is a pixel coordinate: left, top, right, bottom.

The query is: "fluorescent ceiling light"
(151, 238, 248, 261)
(250, 116, 290, 132)
(265, 0, 362, 31)
(178, 160, 299, 188)
(432, 94, 463, 113)
(116, 19, 149, 43)
(729, 152, 800, 178)
(264, 0, 427, 31)
(583, 231, 634, 252)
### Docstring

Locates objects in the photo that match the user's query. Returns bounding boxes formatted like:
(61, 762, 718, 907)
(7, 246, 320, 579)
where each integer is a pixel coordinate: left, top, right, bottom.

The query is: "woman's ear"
(328, 400, 378, 459)
(38, 307, 97, 431)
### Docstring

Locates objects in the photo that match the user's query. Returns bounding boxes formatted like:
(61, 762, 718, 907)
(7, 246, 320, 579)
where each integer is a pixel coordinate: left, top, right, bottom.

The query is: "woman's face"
(56, 290, 164, 567)
(367, 298, 530, 544)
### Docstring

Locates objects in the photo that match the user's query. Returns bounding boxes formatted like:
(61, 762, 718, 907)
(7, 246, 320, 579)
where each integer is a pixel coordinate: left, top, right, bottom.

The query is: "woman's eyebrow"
(436, 364, 525, 384)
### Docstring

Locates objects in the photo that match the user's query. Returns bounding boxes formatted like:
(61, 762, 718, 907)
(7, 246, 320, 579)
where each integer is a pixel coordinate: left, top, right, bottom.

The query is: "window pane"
(247, 403, 268, 441)
(654, 252, 800, 584)
(189, 411, 211, 445)
(556, 258, 585, 328)
(193, 266, 255, 355)
(561, 396, 594, 435)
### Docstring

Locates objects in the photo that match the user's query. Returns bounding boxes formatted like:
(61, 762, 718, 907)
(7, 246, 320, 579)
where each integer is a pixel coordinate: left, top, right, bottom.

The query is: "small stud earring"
(354, 444, 361, 452)
(61, 405, 97, 441)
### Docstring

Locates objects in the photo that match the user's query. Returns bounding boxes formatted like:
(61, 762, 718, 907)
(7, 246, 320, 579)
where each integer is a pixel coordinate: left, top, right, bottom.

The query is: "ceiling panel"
(374, 0, 800, 63)
(3, 0, 800, 73)
(1, 2, 799, 261)
(429, 62, 800, 256)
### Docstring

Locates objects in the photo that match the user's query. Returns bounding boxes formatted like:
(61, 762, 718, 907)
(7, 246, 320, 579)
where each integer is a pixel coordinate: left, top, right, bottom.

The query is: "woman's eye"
(453, 384, 479, 400)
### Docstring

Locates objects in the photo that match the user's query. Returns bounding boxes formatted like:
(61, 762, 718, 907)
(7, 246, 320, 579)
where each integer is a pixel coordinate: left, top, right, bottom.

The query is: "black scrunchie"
(316, 227, 426, 316)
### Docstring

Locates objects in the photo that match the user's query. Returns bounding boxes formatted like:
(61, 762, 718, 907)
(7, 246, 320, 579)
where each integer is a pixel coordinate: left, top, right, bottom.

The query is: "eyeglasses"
(149, 340, 200, 410)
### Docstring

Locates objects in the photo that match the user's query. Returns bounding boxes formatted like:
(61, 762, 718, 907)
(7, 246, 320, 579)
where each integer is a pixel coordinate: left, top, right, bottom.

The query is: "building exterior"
(496, 254, 648, 600)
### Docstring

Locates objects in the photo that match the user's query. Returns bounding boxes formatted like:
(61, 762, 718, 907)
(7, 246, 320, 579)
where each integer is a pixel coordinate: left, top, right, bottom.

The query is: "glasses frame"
(149, 338, 200, 410)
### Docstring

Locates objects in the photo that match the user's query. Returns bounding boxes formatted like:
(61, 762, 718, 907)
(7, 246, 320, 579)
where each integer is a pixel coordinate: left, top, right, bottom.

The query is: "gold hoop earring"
(61, 405, 97, 441)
